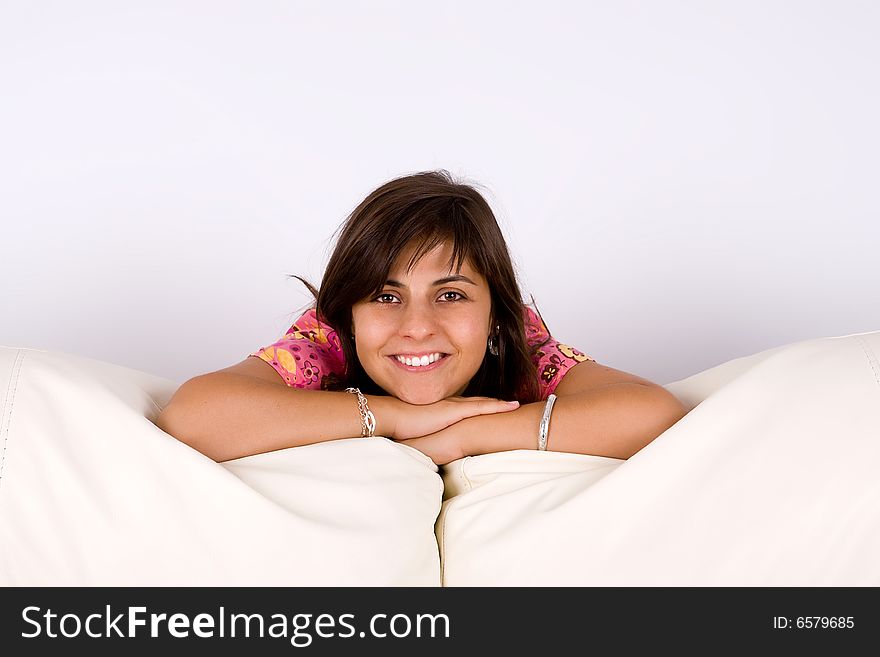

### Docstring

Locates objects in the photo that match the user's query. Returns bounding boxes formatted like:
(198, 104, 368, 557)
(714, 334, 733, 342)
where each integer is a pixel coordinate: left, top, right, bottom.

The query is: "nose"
(397, 298, 439, 342)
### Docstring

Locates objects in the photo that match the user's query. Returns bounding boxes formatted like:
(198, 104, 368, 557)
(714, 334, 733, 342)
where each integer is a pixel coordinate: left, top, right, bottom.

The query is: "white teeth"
(395, 352, 443, 367)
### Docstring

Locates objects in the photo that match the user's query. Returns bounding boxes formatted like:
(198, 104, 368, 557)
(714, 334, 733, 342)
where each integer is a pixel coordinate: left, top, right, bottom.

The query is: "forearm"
(155, 373, 396, 462)
(461, 384, 688, 460)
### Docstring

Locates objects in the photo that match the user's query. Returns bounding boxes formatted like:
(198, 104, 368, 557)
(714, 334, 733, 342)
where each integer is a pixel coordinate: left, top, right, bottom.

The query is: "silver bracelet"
(345, 387, 376, 438)
(537, 393, 557, 451)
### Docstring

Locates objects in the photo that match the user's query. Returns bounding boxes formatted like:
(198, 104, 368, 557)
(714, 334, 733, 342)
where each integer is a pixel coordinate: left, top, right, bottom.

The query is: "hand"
(396, 421, 469, 467)
(379, 395, 519, 442)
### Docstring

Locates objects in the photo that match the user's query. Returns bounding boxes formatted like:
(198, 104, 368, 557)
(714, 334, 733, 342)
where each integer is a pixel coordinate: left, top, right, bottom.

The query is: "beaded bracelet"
(537, 393, 557, 451)
(345, 387, 376, 438)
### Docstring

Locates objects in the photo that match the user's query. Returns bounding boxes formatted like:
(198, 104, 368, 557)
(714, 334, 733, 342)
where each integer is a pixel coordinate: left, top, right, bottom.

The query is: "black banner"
(1, 586, 876, 654)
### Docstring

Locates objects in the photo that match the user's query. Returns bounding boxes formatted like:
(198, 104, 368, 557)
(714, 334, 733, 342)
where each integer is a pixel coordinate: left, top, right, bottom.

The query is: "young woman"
(156, 170, 687, 464)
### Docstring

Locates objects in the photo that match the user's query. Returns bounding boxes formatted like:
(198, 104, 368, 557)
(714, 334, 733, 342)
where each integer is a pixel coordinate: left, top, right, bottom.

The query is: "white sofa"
(2, 329, 879, 586)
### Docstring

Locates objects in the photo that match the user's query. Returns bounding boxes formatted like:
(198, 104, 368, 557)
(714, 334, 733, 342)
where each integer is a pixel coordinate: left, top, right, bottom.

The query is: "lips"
(388, 353, 450, 372)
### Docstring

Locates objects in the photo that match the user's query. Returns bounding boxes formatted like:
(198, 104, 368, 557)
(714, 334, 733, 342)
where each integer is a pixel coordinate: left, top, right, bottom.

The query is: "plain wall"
(1, 0, 878, 387)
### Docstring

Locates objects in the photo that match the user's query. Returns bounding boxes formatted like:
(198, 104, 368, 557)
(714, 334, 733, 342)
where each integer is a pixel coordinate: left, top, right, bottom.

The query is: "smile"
(388, 353, 450, 372)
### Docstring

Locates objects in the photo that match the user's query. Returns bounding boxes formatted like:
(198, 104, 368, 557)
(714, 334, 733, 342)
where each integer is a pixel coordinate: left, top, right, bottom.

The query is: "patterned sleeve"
(247, 308, 347, 390)
(522, 305, 595, 399)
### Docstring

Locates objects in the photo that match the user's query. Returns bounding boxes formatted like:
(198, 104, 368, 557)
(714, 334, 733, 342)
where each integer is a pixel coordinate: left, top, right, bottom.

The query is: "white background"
(1, 0, 878, 386)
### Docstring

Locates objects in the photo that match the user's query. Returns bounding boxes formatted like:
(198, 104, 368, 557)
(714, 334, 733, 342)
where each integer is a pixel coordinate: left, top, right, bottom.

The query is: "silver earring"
(487, 324, 500, 356)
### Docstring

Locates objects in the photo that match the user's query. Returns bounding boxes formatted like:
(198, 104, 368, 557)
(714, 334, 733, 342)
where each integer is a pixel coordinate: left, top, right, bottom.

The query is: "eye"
(373, 293, 399, 304)
(440, 291, 465, 302)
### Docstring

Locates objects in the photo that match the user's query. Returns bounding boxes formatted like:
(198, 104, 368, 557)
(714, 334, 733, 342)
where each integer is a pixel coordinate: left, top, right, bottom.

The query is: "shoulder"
(521, 303, 595, 399)
(521, 305, 551, 347)
(248, 307, 346, 389)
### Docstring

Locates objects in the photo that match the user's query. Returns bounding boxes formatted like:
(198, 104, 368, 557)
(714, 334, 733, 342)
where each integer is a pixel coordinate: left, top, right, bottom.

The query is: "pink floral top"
(248, 305, 594, 400)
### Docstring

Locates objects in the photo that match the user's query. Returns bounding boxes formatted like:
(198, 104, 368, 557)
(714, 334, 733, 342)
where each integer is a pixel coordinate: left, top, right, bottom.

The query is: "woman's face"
(351, 240, 493, 405)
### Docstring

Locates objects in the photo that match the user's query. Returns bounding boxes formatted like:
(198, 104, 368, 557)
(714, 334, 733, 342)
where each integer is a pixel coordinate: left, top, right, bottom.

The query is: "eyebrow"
(384, 275, 478, 289)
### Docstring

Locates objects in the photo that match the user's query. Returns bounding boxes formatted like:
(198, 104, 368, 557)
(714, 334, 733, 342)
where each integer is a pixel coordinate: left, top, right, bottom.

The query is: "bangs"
(367, 201, 489, 296)
(402, 232, 474, 278)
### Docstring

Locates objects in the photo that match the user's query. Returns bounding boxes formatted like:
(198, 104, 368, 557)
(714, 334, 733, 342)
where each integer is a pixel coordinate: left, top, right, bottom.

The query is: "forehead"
(390, 240, 480, 277)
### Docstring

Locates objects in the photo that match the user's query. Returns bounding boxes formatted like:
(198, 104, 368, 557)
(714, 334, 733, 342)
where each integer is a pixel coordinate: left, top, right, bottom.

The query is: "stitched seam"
(434, 472, 443, 588)
(439, 471, 449, 586)
(439, 495, 454, 587)
(460, 455, 473, 491)
(438, 501, 447, 586)
(0, 349, 25, 493)
(438, 456, 474, 587)
(855, 336, 880, 390)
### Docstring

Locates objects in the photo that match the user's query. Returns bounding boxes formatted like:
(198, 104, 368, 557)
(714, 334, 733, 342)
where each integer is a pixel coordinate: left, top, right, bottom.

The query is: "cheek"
(448, 318, 489, 357)
(352, 322, 396, 365)
(353, 334, 381, 363)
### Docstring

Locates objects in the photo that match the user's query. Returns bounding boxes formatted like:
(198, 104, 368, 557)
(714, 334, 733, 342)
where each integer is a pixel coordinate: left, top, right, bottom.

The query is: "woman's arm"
(155, 358, 520, 463)
(458, 382, 687, 460)
(155, 373, 400, 462)
(397, 361, 688, 463)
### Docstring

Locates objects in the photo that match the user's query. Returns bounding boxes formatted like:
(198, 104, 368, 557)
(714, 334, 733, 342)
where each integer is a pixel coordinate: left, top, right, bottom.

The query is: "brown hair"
(288, 169, 546, 403)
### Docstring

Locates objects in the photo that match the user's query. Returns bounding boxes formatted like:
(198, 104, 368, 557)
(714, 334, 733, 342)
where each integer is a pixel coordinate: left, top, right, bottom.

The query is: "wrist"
(456, 419, 475, 459)
(460, 402, 542, 456)
(365, 394, 399, 439)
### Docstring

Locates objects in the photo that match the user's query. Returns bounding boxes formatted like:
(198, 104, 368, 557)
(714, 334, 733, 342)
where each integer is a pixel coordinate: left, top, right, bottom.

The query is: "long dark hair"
(288, 169, 544, 403)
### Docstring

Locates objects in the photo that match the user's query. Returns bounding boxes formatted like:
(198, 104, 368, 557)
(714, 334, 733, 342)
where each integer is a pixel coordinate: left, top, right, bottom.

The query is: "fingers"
(460, 398, 519, 418)
(395, 395, 522, 441)
(493, 399, 520, 412)
(450, 395, 517, 404)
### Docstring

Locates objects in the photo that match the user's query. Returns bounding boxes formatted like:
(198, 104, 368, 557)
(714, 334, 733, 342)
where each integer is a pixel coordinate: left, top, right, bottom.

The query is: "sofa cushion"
(0, 346, 442, 585)
(437, 330, 880, 585)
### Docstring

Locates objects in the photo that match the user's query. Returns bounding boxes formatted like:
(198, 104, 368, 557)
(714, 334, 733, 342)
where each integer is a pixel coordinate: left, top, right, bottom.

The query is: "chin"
(389, 386, 448, 406)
